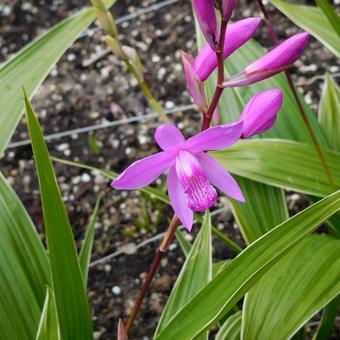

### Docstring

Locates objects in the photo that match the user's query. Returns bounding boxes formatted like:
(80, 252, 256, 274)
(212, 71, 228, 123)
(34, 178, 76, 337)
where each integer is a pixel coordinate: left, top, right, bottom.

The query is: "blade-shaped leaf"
(216, 311, 241, 340)
(319, 73, 340, 152)
(156, 212, 212, 335)
(0, 0, 116, 156)
(0, 172, 50, 340)
(271, 0, 340, 58)
(155, 190, 340, 339)
(36, 287, 60, 340)
(242, 235, 340, 340)
(315, 0, 340, 37)
(25, 93, 93, 339)
(230, 177, 288, 243)
(212, 139, 340, 197)
(79, 196, 101, 285)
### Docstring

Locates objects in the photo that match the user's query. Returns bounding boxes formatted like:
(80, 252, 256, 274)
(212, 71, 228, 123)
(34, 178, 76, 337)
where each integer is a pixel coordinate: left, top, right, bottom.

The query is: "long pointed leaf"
(25, 93, 93, 339)
(213, 139, 340, 197)
(156, 212, 212, 335)
(156, 190, 340, 339)
(0, 172, 50, 339)
(242, 235, 340, 339)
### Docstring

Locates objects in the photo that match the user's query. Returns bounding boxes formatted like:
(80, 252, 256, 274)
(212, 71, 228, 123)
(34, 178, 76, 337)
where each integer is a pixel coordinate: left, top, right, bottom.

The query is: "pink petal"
(112, 151, 176, 189)
(181, 51, 208, 113)
(197, 152, 245, 202)
(154, 124, 185, 151)
(222, 0, 237, 21)
(184, 120, 243, 153)
(240, 89, 283, 138)
(193, 0, 218, 49)
(194, 17, 262, 81)
(168, 165, 194, 231)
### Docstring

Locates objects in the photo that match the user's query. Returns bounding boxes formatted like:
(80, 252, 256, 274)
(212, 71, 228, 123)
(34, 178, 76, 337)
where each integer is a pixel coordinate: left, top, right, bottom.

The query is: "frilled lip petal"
(112, 151, 176, 189)
(184, 120, 243, 153)
(197, 152, 245, 202)
(154, 124, 185, 151)
(194, 17, 262, 81)
(168, 165, 193, 231)
(240, 89, 283, 138)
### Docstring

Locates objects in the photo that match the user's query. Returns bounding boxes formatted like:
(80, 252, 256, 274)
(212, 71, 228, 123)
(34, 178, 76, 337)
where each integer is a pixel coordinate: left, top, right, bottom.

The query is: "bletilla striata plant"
(112, 0, 308, 231)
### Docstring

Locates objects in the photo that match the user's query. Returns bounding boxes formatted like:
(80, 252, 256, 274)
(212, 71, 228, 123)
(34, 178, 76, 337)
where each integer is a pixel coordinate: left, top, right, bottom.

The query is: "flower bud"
(240, 89, 283, 138)
(221, 0, 237, 21)
(193, 0, 218, 50)
(181, 51, 208, 113)
(194, 17, 262, 81)
(224, 32, 310, 87)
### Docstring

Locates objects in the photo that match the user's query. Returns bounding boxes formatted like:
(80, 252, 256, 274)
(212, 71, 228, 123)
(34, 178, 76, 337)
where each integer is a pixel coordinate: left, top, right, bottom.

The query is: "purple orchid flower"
(193, 0, 218, 50)
(221, 0, 237, 21)
(112, 122, 245, 231)
(112, 89, 283, 231)
(194, 17, 262, 81)
(224, 32, 310, 87)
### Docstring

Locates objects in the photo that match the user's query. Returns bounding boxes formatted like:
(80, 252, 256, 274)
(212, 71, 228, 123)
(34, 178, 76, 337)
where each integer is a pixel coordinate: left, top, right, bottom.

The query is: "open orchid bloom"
(193, 0, 218, 50)
(224, 32, 310, 87)
(112, 122, 245, 231)
(194, 17, 262, 81)
(112, 89, 283, 231)
(181, 51, 208, 113)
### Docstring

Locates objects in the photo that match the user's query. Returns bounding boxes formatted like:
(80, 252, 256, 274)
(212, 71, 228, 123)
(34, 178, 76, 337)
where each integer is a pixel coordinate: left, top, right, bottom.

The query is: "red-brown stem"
(125, 9, 230, 335)
(256, 0, 335, 191)
(125, 216, 180, 334)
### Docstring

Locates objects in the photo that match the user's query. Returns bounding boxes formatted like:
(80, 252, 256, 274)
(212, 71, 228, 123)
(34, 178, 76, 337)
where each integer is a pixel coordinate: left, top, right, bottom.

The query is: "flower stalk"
(255, 0, 335, 192)
(91, 0, 169, 123)
(123, 4, 231, 333)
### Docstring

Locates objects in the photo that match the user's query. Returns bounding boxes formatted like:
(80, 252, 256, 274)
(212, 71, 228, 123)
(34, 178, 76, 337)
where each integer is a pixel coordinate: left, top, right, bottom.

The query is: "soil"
(0, 0, 339, 339)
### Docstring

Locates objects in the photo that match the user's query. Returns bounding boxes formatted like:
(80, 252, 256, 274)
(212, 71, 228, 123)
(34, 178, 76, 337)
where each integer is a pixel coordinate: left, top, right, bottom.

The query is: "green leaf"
(0, 172, 50, 340)
(242, 235, 340, 339)
(215, 311, 241, 340)
(212, 139, 340, 197)
(271, 0, 340, 58)
(230, 177, 288, 244)
(315, 0, 340, 37)
(319, 73, 340, 151)
(156, 212, 212, 336)
(24, 93, 93, 339)
(79, 196, 101, 285)
(313, 296, 340, 340)
(155, 190, 340, 339)
(36, 288, 60, 340)
(0, 0, 116, 156)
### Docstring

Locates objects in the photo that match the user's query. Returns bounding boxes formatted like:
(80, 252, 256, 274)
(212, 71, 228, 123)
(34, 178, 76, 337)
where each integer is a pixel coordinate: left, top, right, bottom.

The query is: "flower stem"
(256, 0, 335, 192)
(125, 216, 180, 334)
(125, 9, 230, 335)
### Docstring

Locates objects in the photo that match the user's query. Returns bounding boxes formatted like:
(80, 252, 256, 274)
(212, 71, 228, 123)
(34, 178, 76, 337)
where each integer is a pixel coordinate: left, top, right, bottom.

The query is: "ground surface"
(0, 0, 339, 339)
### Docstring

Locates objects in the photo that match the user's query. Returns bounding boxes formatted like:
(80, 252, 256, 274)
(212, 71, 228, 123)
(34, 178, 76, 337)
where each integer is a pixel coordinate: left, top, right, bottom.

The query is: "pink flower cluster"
(112, 0, 309, 231)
